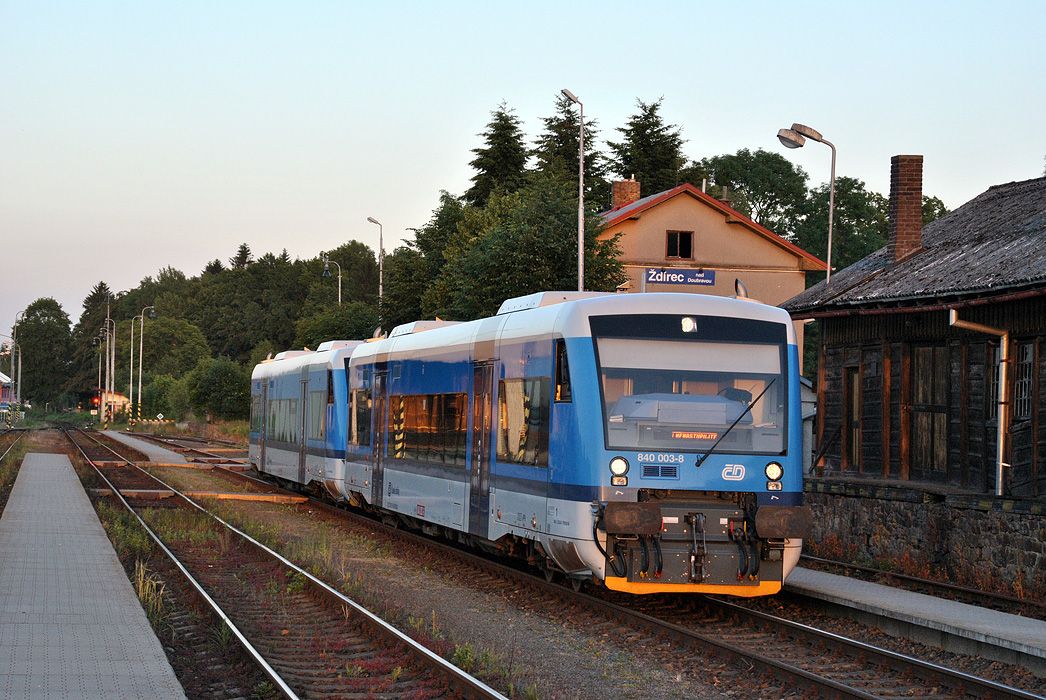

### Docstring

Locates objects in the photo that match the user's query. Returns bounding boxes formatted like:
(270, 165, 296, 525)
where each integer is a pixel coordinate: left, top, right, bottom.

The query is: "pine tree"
(204, 259, 225, 275)
(607, 98, 686, 195)
(533, 94, 610, 208)
(229, 243, 252, 269)
(64, 282, 114, 395)
(463, 103, 529, 207)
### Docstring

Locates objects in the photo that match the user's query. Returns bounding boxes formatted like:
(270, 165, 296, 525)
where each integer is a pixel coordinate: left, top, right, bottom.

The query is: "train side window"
(353, 389, 372, 447)
(307, 391, 325, 440)
(498, 378, 550, 466)
(555, 340, 572, 402)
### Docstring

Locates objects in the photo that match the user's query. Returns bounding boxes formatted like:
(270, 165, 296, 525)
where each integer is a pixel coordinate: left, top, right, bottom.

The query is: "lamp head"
(777, 128, 806, 149)
(790, 123, 823, 142)
(367, 216, 380, 225)
(560, 88, 580, 104)
(322, 259, 332, 278)
(92, 337, 99, 347)
(146, 308, 157, 319)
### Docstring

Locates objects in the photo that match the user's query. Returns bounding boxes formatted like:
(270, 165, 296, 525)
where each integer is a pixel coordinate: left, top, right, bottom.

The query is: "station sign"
(645, 268, 716, 286)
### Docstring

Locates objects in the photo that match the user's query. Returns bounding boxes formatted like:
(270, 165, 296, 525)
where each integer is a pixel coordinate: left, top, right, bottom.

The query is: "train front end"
(567, 295, 808, 596)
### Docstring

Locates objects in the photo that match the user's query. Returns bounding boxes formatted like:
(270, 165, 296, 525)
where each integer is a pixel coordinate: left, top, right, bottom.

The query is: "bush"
(185, 357, 249, 421)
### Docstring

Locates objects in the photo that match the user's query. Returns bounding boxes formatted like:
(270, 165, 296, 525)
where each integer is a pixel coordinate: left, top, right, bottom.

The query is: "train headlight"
(764, 461, 783, 481)
(681, 316, 698, 333)
(609, 457, 629, 476)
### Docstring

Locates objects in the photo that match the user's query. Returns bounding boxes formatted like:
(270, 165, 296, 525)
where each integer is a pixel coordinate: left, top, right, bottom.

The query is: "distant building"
(597, 178, 826, 353)
(0, 370, 11, 407)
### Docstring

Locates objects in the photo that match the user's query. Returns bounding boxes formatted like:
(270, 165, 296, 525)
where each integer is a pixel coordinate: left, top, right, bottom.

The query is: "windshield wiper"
(694, 378, 777, 468)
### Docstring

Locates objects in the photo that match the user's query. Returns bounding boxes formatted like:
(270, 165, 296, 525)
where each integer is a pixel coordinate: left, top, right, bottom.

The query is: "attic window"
(666, 230, 693, 259)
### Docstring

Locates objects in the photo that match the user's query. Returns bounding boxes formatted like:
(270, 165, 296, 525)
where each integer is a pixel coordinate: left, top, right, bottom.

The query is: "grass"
(0, 438, 29, 512)
(142, 507, 218, 546)
(133, 559, 168, 628)
(97, 499, 153, 560)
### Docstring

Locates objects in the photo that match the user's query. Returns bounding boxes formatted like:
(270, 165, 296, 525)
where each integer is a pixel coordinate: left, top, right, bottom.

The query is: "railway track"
(108, 431, 1043, 698)
(197, 469, 1040, 699)
(128, 431, 250, 465)
(0, 428, 24, 461)
(63, 427, 503, 700)
(800, 554, 1046, 620)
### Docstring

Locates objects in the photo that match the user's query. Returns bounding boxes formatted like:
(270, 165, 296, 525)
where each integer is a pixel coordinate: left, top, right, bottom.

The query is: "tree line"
(6, 95, 947, 418)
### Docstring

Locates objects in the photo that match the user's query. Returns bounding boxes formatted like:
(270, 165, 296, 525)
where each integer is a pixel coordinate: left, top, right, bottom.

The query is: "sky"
(2, 0, 1044, 337)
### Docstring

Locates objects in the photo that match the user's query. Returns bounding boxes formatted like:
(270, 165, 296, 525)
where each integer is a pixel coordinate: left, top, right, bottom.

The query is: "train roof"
(351, 292, 796, 364)
(251, 341, 364, 381)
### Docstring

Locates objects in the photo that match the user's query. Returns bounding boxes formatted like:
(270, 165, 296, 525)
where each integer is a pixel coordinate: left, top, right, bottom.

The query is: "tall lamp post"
(366, 217, 384, 302)
(321, 256, 342, 305)
(561, 88, 585, 291)
(136, 306, 155, 422)
(778, 122, 836, 284)
(12, 311, 24, 410)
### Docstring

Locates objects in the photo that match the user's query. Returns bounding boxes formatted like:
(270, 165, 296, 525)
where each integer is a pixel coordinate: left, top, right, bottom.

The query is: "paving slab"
(786, 566, 1046, 664)
(0, 452, 185, 699)
(102, 431, 187, 464)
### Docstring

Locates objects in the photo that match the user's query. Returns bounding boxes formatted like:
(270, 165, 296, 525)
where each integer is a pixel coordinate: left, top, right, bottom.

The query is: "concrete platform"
(786, 566, 1046, 674)
(102, 431, 187, 464)
(0, 453, 185, 698)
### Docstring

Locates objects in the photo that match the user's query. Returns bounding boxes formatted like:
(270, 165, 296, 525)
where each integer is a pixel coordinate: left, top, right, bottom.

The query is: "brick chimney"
(888, 155, 923, 262)
(612, 177, 641, 209)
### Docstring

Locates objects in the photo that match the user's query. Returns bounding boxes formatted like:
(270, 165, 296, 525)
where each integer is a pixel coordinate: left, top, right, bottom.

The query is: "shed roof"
(599, 183, 827, 271)
(783, 176, 1046, 316)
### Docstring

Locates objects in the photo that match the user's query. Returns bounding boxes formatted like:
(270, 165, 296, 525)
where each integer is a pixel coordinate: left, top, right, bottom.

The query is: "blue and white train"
(250, 292, 809, 596)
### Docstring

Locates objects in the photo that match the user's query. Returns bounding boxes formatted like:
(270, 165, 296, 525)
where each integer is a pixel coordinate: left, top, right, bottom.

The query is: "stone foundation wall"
(803, 480, 1045, 602)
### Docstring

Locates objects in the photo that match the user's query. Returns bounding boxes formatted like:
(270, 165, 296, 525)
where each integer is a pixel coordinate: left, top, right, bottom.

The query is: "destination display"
(645, 268, 716, 286)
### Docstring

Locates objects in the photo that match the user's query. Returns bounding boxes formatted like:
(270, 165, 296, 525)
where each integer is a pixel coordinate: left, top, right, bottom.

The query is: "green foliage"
(533, 93, 610, 208)
(16, 297, 73, 406)
(922, 195, 949, 225)
(381, 192, 465, 329)
(294, 302, 379, 348)
(694, 148, 810, 236)
(463, 102, 529, 206)
(795, 176, 888, 283)
(167, 376, 192, 421)
(141, 374, 177, 419)
(427, 172, 624, 319)
(229, 242, 253, 269)
(607, 98, 685, 195)
(184, 357, 250, 420)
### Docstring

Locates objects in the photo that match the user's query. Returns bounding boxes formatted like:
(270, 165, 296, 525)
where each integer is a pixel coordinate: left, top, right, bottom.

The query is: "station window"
(389, 393, 468, 465)
(1014, 341, 1034, 421)
(353, 389, 372, 447)
(497, 378, 550, 467)
(666, 230, 694, 259)
(986, 342, 1000, 421)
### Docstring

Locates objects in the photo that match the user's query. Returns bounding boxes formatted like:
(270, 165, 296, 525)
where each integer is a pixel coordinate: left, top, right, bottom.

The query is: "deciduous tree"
(16, 298, 72, 406)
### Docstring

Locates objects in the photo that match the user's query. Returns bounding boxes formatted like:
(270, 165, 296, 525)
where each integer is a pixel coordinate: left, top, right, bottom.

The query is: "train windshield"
(597, 338, 785, 453)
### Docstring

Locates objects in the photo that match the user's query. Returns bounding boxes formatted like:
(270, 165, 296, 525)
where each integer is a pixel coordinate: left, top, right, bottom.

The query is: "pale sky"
(2, 1, 1044, 334)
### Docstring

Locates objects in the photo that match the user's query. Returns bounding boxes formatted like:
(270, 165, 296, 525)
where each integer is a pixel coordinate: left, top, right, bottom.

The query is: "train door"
(298, 371, 308, 484)
(260, 381, 268, 470)
(371, 371, 387, 508)
(468, 362, 493, 537)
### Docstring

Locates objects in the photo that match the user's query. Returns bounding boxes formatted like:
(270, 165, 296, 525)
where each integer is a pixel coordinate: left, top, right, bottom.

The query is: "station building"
(783, 156, 1045, 598)
(597, 177, 827, 353)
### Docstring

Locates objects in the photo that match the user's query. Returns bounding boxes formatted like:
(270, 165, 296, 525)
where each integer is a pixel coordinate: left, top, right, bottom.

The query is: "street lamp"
(778, 122, 836, 284)
(321, 256, 342, 305)
(136, 306, 155, 422)
(11, 311, 24, 410)
(561, 88, 585, 292)
(366, 216, 384, 302)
